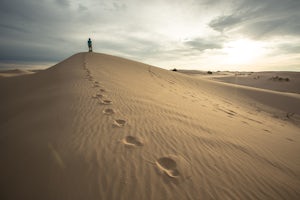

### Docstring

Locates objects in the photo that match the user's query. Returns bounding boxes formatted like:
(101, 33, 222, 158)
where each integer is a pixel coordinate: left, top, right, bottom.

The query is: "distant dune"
(181, 70, 300, 94)
(0, 69, 35, 78)
(0, 52, 299, 200)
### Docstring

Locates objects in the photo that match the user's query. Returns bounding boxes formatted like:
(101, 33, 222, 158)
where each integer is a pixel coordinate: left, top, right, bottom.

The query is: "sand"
(186, 70, 300, 94)
(0, 52, 299, 200)
(0, 69, 35, 78)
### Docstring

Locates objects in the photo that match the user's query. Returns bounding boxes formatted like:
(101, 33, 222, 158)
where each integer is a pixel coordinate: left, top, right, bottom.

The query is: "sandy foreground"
(0, 52, 299, 200)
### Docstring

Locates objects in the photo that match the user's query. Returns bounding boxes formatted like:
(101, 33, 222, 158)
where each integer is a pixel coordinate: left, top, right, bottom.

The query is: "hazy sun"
(224, 39, 265, 65)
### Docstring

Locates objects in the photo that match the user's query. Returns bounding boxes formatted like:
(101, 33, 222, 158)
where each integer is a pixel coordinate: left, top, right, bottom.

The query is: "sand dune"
(186, 70, 300, 94)
(0, 69, 34, 78)
(0, 52, 299, 200)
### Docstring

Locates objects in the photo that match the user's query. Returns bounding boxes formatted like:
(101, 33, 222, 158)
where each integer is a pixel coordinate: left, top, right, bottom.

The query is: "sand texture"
(0, 52, 300, 200)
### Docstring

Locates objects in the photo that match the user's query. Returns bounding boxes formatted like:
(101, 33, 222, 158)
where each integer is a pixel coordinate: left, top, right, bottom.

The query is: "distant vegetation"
(269, 76, 290, 82)
(171, 68, 178, 72)
(207, 71, 213, 74)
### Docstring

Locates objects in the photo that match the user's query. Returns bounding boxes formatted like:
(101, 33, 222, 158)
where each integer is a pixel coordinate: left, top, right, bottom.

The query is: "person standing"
(88, 38, 92, 52)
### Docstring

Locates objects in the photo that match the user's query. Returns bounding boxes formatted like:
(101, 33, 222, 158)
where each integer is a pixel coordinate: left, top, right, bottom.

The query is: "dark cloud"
(202, 0, 221, 5)
(112, 1, 127, 11)
(0, 24, 29, 34)
(0, 0, 86, 63)
(184, 36, 225, 51)
(276, 43, 300, 54)
(241, 16, 300, 39)
(209, 0, 300, 38)
(0, 35, 76, 62)
(55, 0, 70, 7)
(209, 15, 243, 32)
(78, 4, 88, 12)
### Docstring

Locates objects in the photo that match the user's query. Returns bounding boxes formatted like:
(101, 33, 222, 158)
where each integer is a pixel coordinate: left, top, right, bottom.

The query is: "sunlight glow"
(223, 39, 266, 65)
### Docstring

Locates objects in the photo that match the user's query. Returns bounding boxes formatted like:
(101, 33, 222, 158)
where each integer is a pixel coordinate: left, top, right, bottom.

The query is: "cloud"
(209, 15, 242, 33)
(112, 1, 127, 11)
(0, 23, 28, 34)
(184, 36, 225, 51)
(78, 3, 88, 12)
(55, 0, 70, 7)
(241, 16, 300, 39)
(208, 0, 300, 39)
(0, 0, 299, 71)
(275, 43, 300, 54)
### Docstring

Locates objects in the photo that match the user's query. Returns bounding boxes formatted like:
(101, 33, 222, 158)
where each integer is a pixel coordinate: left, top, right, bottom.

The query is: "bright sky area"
(0, 0, 299, 71)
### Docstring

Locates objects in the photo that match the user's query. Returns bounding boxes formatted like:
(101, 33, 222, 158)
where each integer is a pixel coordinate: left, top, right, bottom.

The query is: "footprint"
(122, 136, 143, 147)
(93, 84, 100, 88)
(91, 95, 98, 99)
(96, 94, 106, 98)
(103, 108, 115, 115)
(92, 94, 105, 99)
(113, 119, 126, 127)
(263, 129, 271, 133)
(99, 88, 106, 92)
(100, 99, 112, 105)
(156, 157, 180, 178)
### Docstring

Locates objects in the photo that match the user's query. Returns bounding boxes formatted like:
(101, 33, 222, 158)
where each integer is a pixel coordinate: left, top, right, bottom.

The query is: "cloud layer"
(0, 0, 299, 71)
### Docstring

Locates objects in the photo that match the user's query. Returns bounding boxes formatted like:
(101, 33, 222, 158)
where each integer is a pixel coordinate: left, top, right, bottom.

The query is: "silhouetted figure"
(88, 38, 92, 52)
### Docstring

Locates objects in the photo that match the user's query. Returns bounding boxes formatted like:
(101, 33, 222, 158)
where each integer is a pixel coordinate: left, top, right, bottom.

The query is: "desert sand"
(0, 52, 299, 200)
(0, 69, 35, 78)
(182, 70, 300, 94)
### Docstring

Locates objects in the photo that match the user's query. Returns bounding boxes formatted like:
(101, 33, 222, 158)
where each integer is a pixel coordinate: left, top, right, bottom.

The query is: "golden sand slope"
(0, 52, 299, 200)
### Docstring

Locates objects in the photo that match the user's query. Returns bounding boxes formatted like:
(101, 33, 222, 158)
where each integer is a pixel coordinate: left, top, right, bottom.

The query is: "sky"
(0, 0, 300, 71)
